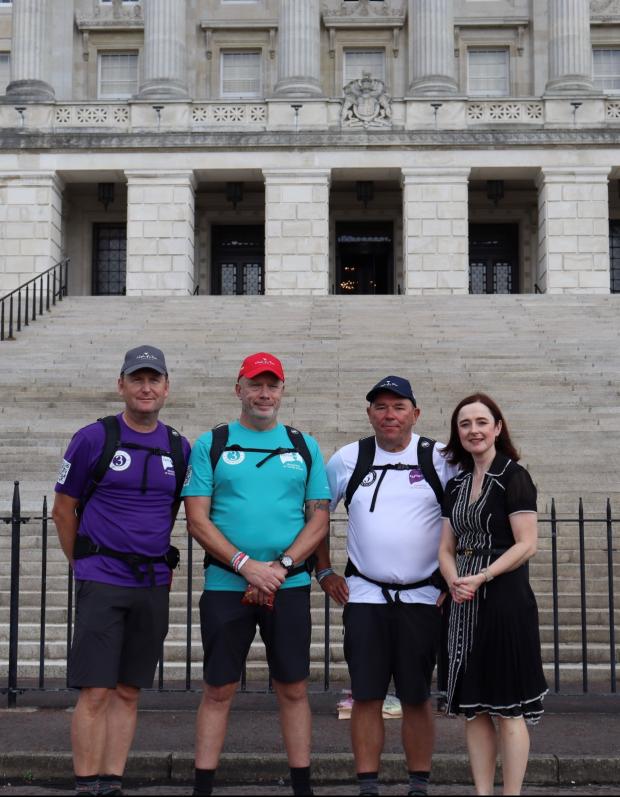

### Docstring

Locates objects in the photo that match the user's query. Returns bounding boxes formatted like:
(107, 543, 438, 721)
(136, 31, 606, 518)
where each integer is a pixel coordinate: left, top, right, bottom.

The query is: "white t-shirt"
(327, 434, 458, 605)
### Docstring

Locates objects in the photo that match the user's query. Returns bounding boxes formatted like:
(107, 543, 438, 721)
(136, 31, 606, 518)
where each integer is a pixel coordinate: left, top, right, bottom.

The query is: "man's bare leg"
(402, 699, 434, 794)
(72, 688, 111, 778)
(101, 683, 140, 778)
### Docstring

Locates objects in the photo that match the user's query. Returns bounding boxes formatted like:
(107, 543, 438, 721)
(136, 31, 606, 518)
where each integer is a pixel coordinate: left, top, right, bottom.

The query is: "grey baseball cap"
(120, 345, 168, 376)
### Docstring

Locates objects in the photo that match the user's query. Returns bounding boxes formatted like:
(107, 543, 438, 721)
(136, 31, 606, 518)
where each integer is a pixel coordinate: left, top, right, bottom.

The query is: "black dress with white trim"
(440, 452, 548, 724)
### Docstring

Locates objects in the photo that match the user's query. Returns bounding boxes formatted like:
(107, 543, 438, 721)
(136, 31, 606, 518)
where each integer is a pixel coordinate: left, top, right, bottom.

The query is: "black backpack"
(208, 423, 312, 483)
(344, 435, 444, 513)
(77, 415, 187, 516)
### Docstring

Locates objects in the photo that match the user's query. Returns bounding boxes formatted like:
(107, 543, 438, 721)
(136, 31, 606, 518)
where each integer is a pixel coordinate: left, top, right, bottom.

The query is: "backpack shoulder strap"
(166, 425, 186, 501)
(78, 415, 121, 515)
(285, 425, 313, 485)
(209, 423, 229, 473)
(417, 436, 444, 505)
(344, 436, 376, 513)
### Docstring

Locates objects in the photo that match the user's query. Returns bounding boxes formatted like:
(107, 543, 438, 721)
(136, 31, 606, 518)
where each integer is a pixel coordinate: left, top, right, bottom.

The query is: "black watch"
(278, 553, 294, 574)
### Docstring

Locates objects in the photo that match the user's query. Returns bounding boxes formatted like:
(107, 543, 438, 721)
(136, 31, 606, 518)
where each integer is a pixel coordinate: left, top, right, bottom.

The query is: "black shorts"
(343, 602, 441, 706)
(199, 587, 311, 687)
(68, 580, 169, 690)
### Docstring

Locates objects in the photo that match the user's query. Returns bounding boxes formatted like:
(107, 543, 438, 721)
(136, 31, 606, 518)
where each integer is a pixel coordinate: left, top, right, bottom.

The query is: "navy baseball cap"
(366, 376, 417, 407)
(121, 345, 168, 376)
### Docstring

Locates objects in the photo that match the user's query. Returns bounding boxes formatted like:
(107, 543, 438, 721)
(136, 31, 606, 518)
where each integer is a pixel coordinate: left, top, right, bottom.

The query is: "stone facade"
(0, 0, 619, 297)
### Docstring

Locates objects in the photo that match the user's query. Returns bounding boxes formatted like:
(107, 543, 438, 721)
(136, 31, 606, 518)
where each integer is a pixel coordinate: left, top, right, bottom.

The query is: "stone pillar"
(401, 168, 470, 294)
(408, 0, 457, 95)
(273, 0, 322, 97)
(0, 172, 63, 294)
(125, 171, 196, 296)
(5, 0, 55, 102)
(545, 0, 593, 93)
(138, 0, 188, 99)
(263, 169, 330, 295)
(536, 167, 610, 294)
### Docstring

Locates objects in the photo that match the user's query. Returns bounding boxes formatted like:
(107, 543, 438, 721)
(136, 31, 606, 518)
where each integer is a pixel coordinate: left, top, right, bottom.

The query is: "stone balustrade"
(1, 97, 620, 132)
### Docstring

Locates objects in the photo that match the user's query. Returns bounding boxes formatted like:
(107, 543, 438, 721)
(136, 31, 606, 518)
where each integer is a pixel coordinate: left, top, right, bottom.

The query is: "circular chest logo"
(409, 466, 424, 485)
(361, 470, 377, 487)
(109, 450, 132, 472)
(223, 450, 245, 466)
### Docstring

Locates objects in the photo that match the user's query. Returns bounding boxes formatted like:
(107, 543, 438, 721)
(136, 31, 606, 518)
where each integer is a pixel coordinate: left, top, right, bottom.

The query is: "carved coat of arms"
(341, 72, 392, 129)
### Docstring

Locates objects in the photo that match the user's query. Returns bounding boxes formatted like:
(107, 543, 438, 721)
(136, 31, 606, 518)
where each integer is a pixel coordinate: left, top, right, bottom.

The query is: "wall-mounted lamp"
(430, 102, 442, 129)
(225, 182, 244, 209)
(97, 182, 115, 212)
(486, 179, 504, 207)
(570, 101, 582, 126)
(14, 106, 26, 128)
(356, 180, 374, 209)
(291, 103, 303, 132)
(152, 104, 164, 130)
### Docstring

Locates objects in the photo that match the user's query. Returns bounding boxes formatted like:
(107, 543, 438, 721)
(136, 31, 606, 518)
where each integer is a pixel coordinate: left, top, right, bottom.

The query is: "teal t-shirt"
(181, 421, 332, 591)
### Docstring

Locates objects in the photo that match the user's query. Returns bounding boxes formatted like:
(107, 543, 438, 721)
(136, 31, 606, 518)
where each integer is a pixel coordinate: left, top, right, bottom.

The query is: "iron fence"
(1, 481, 618, 708)
(0, 259, 69, 342)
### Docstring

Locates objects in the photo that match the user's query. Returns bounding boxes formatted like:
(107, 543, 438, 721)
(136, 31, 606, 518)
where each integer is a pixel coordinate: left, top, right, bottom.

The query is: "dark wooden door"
(469, 224, 519, 294)
(92, 223, 127, 295)
(212, 226, 264, 295)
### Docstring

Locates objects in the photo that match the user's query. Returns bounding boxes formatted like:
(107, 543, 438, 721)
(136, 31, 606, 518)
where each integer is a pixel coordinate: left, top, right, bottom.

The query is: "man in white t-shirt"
(315, 376, 457, 797)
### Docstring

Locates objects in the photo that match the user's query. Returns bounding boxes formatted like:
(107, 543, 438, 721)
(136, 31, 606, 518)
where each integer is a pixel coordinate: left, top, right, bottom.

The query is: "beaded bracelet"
(316, 567, 334, 584)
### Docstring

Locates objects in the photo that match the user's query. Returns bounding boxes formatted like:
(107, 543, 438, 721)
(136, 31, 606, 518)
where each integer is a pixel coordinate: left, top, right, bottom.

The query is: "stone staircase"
(1, 295, 619, 688)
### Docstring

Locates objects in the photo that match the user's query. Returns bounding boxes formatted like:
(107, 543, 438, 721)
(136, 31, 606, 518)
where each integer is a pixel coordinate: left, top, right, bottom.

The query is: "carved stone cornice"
(5, 127, 620, 151)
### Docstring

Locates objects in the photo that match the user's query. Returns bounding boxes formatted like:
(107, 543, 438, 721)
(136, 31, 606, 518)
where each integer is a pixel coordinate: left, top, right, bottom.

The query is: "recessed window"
(97, 52, 138, 99)
(467, 49, 509, 96)
(0, 53, 9, 94)
(593, 48, 620, 92)
(0, 1, 12, 5)
(221, 51, 262, 98)
(344, 49, 386, 86)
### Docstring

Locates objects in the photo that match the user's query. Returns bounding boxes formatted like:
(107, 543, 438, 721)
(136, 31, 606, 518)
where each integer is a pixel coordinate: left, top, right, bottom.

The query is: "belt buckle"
(464, 548, 473, 557)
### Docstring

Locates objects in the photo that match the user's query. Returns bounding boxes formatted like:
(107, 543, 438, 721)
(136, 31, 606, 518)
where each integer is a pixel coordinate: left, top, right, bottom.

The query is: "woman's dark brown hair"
(442, 392, 520, 469)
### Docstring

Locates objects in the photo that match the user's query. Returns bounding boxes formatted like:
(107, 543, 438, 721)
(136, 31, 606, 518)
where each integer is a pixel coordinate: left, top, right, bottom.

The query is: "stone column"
(401, 168, 470, 294)
(0, 172, 63, 293)
(408, 0, 457, 95)
(273, 0, 322, 97)
(536, 167, 610, 293)
(138, 0, 188, 99)
(125, 171, 196, 296)
(5, 0, 55, 102)
(263, 169, 330, 295)
(545, 0, 593, 93)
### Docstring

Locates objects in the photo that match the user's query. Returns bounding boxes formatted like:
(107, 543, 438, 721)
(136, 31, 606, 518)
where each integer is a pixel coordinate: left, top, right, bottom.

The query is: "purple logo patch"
(409, 467, 424, 485)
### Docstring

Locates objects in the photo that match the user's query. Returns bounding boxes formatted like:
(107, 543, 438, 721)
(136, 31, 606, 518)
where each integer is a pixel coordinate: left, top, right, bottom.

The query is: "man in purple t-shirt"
(52, 345, 190, 797)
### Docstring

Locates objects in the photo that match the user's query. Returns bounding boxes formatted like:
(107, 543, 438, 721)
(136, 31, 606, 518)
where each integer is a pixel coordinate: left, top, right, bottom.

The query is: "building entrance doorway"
(212, 225, 264, 295)
(92, 223, 126, 295)
(469, 224, 519, 294)
(336, 222, 393, 294)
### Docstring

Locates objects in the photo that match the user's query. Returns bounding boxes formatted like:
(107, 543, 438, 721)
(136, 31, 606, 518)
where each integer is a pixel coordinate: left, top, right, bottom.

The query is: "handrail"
(1, 259, 69, 342)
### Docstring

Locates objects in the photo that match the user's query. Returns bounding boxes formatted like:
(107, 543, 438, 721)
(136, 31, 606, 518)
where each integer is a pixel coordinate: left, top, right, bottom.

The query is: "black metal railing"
(0, 259, 69, 342)
(1, 482, 618, 707)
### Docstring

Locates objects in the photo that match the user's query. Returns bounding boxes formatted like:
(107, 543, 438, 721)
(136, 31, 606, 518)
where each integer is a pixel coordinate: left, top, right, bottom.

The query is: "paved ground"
(0, 690, 618, 793)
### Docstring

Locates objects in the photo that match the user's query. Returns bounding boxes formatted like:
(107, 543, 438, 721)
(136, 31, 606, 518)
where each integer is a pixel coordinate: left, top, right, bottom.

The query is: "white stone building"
(1, 0, 620, 297)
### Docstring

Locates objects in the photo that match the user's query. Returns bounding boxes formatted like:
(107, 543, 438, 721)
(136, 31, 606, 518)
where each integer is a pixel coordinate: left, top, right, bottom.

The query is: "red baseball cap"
(238, 352, 285, 381)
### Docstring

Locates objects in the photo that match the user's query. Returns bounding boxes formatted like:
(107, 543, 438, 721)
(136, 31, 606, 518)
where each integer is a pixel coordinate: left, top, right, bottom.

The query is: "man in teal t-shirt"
(183, 352, 331, 797)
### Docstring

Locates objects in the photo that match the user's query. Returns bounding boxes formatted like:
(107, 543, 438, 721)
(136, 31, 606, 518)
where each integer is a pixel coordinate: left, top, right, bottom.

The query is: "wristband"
(482, 567, 494, 583)
(316, 567, 334, 584)
(236, 554, 250, 573)
(231, 551, 248, 573)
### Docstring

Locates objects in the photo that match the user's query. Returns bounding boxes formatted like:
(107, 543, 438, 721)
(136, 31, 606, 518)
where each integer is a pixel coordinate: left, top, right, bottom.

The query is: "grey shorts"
(68, 580, 169, 689)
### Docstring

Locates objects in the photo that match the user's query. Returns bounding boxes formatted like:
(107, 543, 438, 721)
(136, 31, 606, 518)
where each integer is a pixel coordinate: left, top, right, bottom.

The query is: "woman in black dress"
(438, 393, 547, 796)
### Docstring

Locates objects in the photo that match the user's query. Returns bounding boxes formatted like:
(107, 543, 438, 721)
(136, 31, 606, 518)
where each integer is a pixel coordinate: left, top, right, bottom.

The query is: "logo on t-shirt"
(409, 466, 424, 485)
(361, 470, 377, 487)
(109, 450, 132, 472)
(280, 452, 304, 471)
(161, 455, 174, 476)
(223, 450, 245, 466)
(57, 459, 71, 485)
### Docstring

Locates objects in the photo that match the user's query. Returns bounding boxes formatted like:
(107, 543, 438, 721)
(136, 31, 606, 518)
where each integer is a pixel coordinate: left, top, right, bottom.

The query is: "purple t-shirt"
(55, 414, 191, 587)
